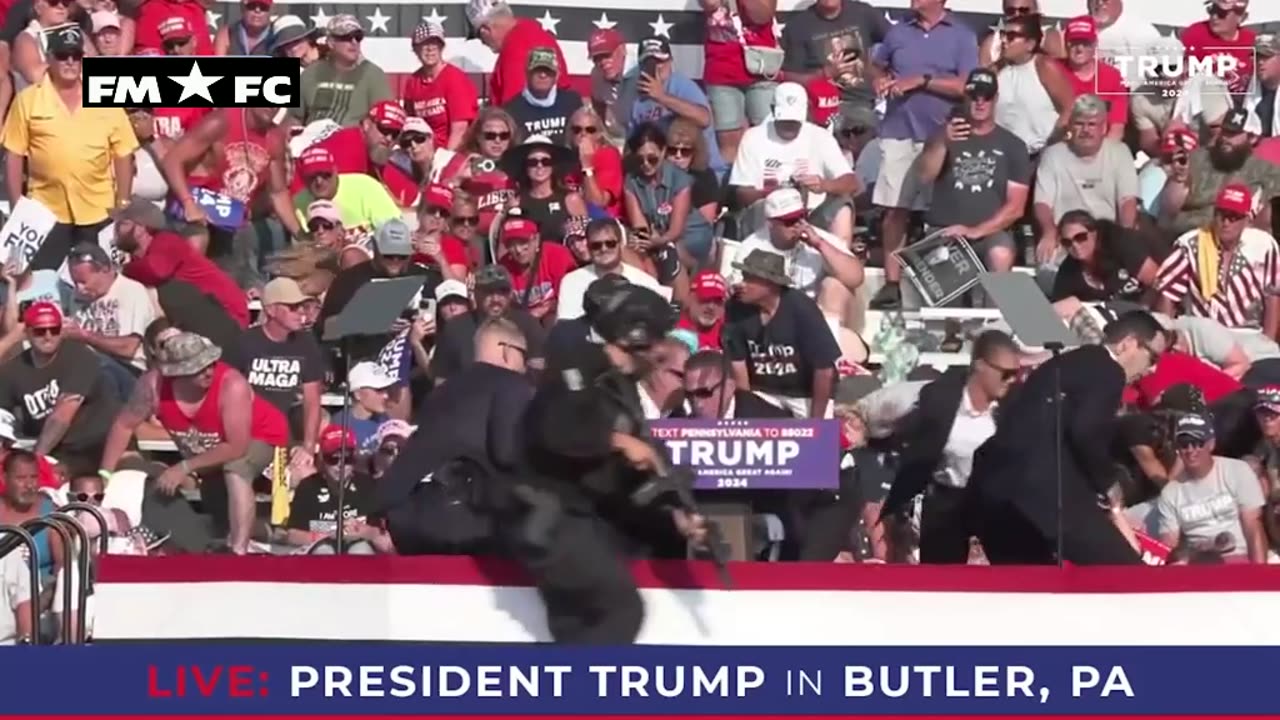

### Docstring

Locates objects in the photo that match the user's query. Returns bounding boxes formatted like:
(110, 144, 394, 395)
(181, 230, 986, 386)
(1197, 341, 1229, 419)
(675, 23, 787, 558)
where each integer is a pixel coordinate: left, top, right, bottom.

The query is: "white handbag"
(728, 1, 784, 80)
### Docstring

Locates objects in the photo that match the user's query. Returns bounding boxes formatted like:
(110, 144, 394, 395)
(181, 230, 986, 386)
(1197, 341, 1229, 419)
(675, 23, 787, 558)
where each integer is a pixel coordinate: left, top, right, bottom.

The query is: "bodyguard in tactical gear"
(515, 284, 709, 644)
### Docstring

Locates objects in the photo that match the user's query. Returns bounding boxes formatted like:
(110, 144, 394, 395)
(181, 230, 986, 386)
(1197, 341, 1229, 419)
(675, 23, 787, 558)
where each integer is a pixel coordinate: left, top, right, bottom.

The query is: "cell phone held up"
(948, 106, 972, 140)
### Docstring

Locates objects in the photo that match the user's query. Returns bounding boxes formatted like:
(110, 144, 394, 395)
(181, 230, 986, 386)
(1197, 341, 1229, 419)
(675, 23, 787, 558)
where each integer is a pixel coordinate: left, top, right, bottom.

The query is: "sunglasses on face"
(588, 239, 619, 251)
(1209, 4, 1244, 18)
(666, 146, 693, 158)
(639, 153, 662, 166)
(1217, 210, 1247, 223)
(687, 386, 719, 399)
(426, 207, 450, 219)
(375, 125, 400, 138)
(988, 363, 1020, 381)
(1000, 31, 1027, 41)
(52, 50, 83, 62)
(1003, 5, 1034, 15)
(31, 327, 60, 337)
(1175, 437, 1209, 450)
(45, 0, 71, 7)
(453, 215, 479, 227)
(526, 156, 553, 168)
(840, 126, 869, 137)
(399, 133, 429, 149)
(332, 32, 364, 43)
(244, 1, 269, 10)
(482, 131, 512, 142)
(1061, 230, 1092, 246)
(307, 219, 336, 232)
(377, 443, 401, 456)
(322, 452, 351, 465)
(571, 125, 599, 135)
(71, 492, 104, 502)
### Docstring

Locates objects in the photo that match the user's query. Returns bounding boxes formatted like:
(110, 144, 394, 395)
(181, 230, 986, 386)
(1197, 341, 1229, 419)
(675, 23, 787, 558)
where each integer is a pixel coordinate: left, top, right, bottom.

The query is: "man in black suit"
(682, 350, 794, 421)
(967, 311, 1168, 565)
(882, 330, 1022, 564)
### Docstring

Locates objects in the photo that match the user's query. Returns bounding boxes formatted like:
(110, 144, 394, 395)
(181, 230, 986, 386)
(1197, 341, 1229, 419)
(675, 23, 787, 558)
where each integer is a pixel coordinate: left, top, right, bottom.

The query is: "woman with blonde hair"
(664, 118, 722, 226)
(565, 105, 623, 218)
(459, 107, 523, 236)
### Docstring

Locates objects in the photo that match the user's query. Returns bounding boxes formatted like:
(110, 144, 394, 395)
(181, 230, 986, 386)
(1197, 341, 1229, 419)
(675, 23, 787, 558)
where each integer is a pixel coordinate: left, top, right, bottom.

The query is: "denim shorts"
(706, 81, 777, 132)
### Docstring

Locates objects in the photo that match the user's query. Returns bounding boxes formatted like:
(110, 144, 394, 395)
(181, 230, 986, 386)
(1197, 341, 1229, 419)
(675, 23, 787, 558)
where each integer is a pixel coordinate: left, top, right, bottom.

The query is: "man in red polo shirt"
(1059, 17, 1128, 140)
(465, 0, 567, 104)
(400, 19, 478, 150)
(1181, 0, 1255, 95)
(497, 214, 576, 322)
(112, 200, 249, 327)
(133, 0, 213, 55)
(290, 100, 405, 194)
(677, 270, 727, 350)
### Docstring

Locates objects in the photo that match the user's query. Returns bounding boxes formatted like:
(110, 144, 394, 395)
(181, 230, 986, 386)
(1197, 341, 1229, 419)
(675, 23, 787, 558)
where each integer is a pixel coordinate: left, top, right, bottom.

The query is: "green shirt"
(290, 59, 392, 127)
(1168, 149, 1280, 235)
(293, 173, 401, 236)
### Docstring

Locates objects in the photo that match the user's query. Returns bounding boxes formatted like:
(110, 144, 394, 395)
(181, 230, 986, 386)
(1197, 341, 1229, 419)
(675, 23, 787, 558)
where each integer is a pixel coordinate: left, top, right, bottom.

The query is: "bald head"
(475, 317, 528, 371)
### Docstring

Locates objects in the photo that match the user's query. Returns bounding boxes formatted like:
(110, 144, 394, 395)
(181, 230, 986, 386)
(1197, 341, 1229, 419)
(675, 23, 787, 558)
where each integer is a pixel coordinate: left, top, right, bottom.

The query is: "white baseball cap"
(772, 82, 808, 123)
(765, 188, 806, 221)
(0, 408, 15, 444)
(348, 361, 398, 391)
(434, 279, 469, 303)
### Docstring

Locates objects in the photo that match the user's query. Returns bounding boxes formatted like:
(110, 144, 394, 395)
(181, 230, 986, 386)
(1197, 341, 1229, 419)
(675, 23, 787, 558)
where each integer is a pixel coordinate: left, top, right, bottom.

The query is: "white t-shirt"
(555, 263, 669, 320)
(1156, 456, 1265, 556)
(730, 120, 854, 210)
(0, 549, 31, 645)
(730, 225, 853, 300)
(74, 274, 157, 370)
(1096, 11, 1166, 89)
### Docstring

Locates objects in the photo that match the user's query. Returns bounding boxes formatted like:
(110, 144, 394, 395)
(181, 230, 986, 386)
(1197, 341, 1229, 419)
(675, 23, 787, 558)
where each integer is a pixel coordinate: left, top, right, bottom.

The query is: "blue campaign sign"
(165, 188, 246, 230)
(2, 645, 1279, 715)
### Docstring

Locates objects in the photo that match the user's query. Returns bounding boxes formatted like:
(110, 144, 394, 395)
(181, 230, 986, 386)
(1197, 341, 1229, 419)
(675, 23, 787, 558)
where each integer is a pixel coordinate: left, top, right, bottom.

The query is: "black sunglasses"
(526, 156, 553, 168)
(375, 125, 400, 138)
(1060, 230, 1091, 246)
(52, 50, 84, 61)
(332, 32, 364, 43)
(1209, 4, 1243, 18)
(243, 1, 269, 10)
(72, 492, 105, 502)
(840, 126, 869, 137)
(571, 125, 599, 135)
(453, 215, 479, 227)
(425, 207, 450, 218)
(399, 133, 429, 148)
(482, 131, 512, 141)
(1003, 5, 1034, 15)
(687, 386, 718, 399)
(31, 327, 60, 337)
(588, 239, 619, 251)
(1217, 210, 1248, 223)
(638, 153, 662, 165)
(666, 146, 693, 158)
(987, 362, 1020, 381)
(307, 219, 336, 232)
(1000, 31, 1027, 40)
(322, 452, 350, 465)
(1175, 437, 1209, 450)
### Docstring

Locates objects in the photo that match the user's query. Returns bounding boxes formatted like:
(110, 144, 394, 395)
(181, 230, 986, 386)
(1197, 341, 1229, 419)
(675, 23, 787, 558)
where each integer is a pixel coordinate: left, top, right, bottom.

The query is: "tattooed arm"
(99, 370, 159, 473)
(33, 394, 85, 456)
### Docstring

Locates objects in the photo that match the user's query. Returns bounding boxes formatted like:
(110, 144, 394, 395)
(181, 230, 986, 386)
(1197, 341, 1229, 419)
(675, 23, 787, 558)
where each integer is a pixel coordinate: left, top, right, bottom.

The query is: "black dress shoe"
(868, 282, 902, 310)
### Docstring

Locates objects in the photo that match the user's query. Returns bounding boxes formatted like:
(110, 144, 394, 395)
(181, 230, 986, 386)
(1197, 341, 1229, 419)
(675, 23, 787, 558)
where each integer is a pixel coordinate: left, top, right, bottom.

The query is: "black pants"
(919, 484, 971, 564)
(974, 499, 1143, 565)
(1211, 388, 1259, 459)
(514, 509, 644, 644)
(31, 219, 111, 272)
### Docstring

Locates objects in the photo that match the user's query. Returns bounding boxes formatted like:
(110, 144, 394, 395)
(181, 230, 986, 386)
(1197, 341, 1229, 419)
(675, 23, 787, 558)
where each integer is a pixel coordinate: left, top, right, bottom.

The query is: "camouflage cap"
(157, 332, 221, 377)
(1257, 33, 1280, 58)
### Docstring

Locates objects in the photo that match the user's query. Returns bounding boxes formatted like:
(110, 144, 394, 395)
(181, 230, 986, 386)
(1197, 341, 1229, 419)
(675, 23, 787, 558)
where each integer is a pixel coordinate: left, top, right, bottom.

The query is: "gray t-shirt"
(1156, 456, 1264, 556)
(926, 125, 1031, 228)
(780, 0, 888, 108)
(1034, 139, 1140, 224)
(1175, 315, 1280, 366)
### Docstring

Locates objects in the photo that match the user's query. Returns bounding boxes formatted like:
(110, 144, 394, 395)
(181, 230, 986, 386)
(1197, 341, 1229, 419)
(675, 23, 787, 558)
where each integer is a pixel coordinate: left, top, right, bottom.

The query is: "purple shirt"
(872, 13, 978, 141)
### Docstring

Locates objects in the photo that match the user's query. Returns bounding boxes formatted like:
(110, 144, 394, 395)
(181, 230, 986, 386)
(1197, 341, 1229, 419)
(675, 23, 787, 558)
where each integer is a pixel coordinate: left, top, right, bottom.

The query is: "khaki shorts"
(872, 138, 932, 211)
(224, 440, 280, 481)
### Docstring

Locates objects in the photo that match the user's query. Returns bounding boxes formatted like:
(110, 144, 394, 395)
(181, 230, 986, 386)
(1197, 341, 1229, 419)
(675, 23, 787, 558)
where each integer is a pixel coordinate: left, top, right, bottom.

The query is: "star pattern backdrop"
(204, 0, 1280, 89)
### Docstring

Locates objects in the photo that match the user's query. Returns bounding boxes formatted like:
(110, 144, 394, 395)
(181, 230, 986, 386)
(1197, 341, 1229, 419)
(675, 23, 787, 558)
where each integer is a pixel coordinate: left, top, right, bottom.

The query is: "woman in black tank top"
(499, 135, 587, 244)
(215, 0, 274, 55)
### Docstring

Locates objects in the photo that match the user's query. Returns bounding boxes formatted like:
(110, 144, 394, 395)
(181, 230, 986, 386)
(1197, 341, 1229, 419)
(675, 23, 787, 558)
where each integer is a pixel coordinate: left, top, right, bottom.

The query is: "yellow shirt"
(292, 173, 402, 236)
(1, 77, 138, 224)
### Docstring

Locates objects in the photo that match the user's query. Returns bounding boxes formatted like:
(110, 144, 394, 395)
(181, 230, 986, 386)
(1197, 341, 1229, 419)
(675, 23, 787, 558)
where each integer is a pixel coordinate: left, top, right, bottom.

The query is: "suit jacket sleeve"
(881, 370, 965, 516)
(487, 375, 535, 473)
(1065, 353, 1126, 495)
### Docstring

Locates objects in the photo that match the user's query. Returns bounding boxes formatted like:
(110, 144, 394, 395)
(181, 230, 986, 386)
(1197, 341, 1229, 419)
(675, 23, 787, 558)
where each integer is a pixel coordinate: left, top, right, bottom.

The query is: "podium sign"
(893, 229, 983, 307)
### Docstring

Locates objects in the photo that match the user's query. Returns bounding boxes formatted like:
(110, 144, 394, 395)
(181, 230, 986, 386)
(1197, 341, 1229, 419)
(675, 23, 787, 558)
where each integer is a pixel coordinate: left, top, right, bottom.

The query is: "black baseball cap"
(964, 68, 998, 99)
(45, 23, 84, 55)
(638, 36, 671, 61)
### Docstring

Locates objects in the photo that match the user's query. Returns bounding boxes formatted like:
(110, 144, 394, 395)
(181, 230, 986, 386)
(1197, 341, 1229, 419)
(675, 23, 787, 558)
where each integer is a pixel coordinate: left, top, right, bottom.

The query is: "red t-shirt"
(566, 145, 624, 218)
(808, 77, 841, 129)
(123, 231, 249, 327)
(151, 107, 211, 140)
(1181, 20, 1255, 95)
(500, 242, 577, 314)
(133, 0, 215, 55)
(676, 314, 723, 350)
(401, 64, 480, 143)
(289, 126, 374, 195)
(1255, 138, 1280, 166)
(379, 152, 468, 209)
(490, 18, 568, 105)
(411, 235, 473, 271)
(1060, 60, 1128, 130)
(702, 7, 778, 87)
(462, 171, 517, 236)
(1122, 350, 1243, 409)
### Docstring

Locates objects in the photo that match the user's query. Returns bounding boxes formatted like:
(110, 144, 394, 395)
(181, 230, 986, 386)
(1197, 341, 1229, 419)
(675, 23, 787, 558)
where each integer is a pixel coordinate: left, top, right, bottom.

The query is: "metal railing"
(0, 504, 104, 644)
(0, 526, 39, 643)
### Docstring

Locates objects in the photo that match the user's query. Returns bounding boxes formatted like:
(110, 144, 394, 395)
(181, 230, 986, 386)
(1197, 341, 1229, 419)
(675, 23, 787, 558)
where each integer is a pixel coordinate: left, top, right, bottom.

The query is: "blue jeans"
(97, 353, 138, 403)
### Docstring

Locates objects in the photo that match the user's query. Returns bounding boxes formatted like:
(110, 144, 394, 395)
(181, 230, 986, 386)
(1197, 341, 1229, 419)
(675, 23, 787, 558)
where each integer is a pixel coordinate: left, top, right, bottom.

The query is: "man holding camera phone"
(917, 68, 1032, 276)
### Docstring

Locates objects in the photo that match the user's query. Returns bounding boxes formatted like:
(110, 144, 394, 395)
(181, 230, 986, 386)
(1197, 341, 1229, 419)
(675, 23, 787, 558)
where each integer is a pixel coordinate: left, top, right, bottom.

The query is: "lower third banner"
(2, 645, 1278, 714)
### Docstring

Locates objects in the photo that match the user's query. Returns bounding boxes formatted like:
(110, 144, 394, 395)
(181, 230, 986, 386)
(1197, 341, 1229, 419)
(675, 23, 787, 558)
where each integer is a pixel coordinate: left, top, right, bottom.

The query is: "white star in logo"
(592, 12, 617, 30)
(423, 7, 447, 25)
(310, 7, 330, 29)
(205, 10, 220, 29)
(648, 13, 673, 39)
(536, 10, 560, 35)
(366, 7, 391, 34)
(169, 61, 222, 104)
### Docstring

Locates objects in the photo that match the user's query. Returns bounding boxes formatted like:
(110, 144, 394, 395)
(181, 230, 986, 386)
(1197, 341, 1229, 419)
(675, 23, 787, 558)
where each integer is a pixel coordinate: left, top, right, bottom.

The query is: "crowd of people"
(2, 0, 1280, 642)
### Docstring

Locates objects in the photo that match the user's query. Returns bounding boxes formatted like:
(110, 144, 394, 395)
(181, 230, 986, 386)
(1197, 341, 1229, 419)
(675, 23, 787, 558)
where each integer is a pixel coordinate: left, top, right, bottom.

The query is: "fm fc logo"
(83, 57, 301, 109)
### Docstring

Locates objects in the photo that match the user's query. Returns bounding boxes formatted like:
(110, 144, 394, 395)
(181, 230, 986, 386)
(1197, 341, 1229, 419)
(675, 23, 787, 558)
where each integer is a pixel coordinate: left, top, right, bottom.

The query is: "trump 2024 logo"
(82, 57, 301, 109)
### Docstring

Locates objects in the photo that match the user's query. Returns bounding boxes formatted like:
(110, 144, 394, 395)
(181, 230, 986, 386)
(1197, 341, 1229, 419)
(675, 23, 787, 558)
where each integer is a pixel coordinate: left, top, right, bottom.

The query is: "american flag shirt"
(1156, 228, 1280, 329)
